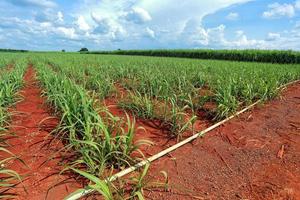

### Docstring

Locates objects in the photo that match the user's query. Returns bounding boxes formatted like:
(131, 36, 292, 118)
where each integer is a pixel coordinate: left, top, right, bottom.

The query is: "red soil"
(3, 66, 80, 199)
(103, 86, 211, 158)
(146, 81, 300, 200)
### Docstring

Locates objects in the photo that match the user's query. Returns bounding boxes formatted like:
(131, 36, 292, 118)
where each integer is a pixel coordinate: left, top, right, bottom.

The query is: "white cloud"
(76, 16, 90, 32)
(3, 0, 300, 50)
(8, 0, 56, 8)
(57, 11, 64, 23)
(91, 12, 119, 34)
(180, 19, 206, 45)
(290, 29, 300, 38)
(181, 20, 227, 46)
(226, 12, 239, 20)
(40, 22, 52, 28)
(0, 16, 78, 44)
(91, 13, 113, 34)
(197, 27, 209, 45)
(73, 0, 252, 43)
(207, 24, 227, 45)
(125, 7, 152, 24)
(263, 3, 295, 19)
(188, 25, 300, 50)
(232, 35, 264, 48)
(91, 12, 127, 42)
(110, 27, 127, 42)
(145, 27, 155, 38)
(137, 0, 250, 20)
(181, 22, 268, 49)
(266, 32, 281, 41)
(56, 27, 77, 39)
(236, 30, 244, 37)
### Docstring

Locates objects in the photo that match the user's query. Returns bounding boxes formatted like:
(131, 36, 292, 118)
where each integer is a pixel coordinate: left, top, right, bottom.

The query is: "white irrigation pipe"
(65, 80, 299, 200)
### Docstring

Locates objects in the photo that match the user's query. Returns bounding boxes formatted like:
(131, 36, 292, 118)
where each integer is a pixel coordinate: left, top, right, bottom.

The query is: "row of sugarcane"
(84, 49, 300, 64)
(0, 56, 27, 198)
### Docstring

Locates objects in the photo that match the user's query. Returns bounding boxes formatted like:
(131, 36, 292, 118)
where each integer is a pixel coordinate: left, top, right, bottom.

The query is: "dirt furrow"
(103, 85, 211, 158)
(5, 66, 80, 200)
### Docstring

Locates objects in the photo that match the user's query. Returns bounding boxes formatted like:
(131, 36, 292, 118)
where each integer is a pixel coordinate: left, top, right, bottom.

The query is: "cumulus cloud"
(266, 32, 281, 41)
(63, 0, 254, 49)
(181, 20, 268, 49)
(110, 27, 127, 42)
(232, 35, 264, 48)
(2, 0, 300, 50)
(263, 3, 295, 19)
(76, 16, 90, 32)
(91, 12, 127, 41)
(91, 13, 116, 34)
(56, 27, 77, 39)
(235, 30, 244, 37)
(7, 0, 56, 8)
(226, 12, 239, 20)
(0, 15, 92, 50)
(124, 7, 152, 24)
(207, 25, 227, 45)
(145, 27, 155, 38)
(57, 11, 64, 23)
(181, 20, 226, 46)
(180, 19, 205, 45)
(0, 16, 78, 40)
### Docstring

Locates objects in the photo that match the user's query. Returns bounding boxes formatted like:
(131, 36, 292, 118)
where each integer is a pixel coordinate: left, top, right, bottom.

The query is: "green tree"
(79, 48, 89, 52)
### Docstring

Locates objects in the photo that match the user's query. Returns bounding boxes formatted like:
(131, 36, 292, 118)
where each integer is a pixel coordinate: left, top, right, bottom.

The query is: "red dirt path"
(147, 81, 300, 200)
(4, 66, 80, 199)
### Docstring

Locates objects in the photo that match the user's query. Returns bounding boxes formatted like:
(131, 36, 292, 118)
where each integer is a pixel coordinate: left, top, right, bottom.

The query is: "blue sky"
(0, 0, 299, 51)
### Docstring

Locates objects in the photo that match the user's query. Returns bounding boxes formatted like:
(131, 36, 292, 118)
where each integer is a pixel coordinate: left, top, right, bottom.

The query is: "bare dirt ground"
(146, 81, 300, 200)
(4, 66, 80, 200)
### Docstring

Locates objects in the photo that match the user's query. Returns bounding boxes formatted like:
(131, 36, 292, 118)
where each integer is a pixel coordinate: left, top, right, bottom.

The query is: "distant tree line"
(0, 48, 28, 53)
(79, 48, 89, 52)
(83, 49, 300, 64)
